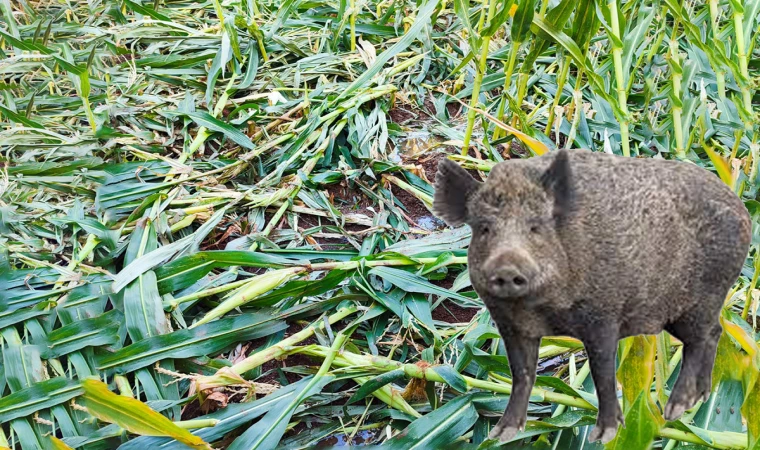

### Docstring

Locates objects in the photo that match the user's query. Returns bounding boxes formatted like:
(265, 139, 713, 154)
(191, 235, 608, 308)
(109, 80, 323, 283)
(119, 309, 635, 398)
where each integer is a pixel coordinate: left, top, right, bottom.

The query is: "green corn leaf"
(0, 104, 44, 128)
(42, 310, 122, 358)
(432, 365, 468, 392)
(742, 0, 760, 46)
(227, 375, 334, 450)
(380, 395, 478, 449)
(334, 0, 440, 103)
(118, 379, 310, 449)
(453, 0, 481, 53)
(369, 266, 478, 304)
(49, 436, 76, 450)
(620, 6, 655, 88)
(123, 0, 171, 21)
(570, 0, 599, 50)
(97, 311, 288, 373)
(0, 28, 85, 74)
(237, 43, 259, 90)
(154, 250, 293, 294)
(605, 391, 662, 450)
(522, 0, 576, 71)
(193, 267, 304, 326)
(0, 377, 83, 423)
(482, 0, 517, 38)
(348, 369, 407, 403)
(123, 271, 171, 341)
(531, 15, 625, 119)
(511, 0, 537, 43)
(163, 111, 254, 149)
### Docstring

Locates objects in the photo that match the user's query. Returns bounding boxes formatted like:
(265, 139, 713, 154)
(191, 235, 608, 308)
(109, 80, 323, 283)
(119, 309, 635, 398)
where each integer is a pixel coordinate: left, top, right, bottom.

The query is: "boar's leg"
(664, 313, 723, 420)
(695, 323, 723, 402)
(586, 331, 624, 444)
(489, 334, 540, 443)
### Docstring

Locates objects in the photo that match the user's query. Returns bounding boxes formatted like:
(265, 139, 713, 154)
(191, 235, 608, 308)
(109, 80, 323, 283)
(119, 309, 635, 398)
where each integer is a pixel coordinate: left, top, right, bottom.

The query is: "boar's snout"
(488, 266, 530, 297)
(482, 249, 539, 298)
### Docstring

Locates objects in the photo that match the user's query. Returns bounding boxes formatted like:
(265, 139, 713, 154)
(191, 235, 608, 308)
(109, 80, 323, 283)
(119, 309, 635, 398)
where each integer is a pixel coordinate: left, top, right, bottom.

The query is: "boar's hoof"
(664, 399, 690, 421)
(665, 375, 704, 421)
(489, 421, 523, 443)
(588, 423, 618, 444)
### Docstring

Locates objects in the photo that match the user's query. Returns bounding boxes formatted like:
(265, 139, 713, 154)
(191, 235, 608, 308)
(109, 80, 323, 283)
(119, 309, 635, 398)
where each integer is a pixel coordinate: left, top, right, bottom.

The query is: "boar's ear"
(540, 150, 575, 220)
(434, 159, 482, 227)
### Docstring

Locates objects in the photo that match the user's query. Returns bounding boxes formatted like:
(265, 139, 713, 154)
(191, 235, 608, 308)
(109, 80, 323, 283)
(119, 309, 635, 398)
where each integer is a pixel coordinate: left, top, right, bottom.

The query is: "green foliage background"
(0, 0, 758, 448)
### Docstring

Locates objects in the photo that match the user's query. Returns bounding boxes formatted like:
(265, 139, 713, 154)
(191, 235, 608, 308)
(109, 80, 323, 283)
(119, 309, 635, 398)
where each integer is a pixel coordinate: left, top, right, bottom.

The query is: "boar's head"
(433, 151, 574, 302)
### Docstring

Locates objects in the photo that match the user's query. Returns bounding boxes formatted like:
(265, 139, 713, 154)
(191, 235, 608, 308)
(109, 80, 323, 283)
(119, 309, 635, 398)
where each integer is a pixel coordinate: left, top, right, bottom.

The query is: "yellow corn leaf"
(82, 379, 211, 450)
(654, 332, 670, 408)
(713, 314, 760, 449)
(49, 437, 75, 450)
(721, 314, 760, 359)
(704, 145, 734, 189)
(616, 335, 657, 411)
(713, 330, 755, 388)
(742, 380, 760, 450)
(608, 336, 663, 449)
(605, 391, 662, 450)
(714, 313, 760, 410)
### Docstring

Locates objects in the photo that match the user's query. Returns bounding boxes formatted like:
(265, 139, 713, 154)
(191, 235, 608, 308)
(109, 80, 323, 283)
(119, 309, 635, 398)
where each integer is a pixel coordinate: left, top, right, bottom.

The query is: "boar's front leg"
(489, 333, 540, 442)
(586, 330, 624, 444)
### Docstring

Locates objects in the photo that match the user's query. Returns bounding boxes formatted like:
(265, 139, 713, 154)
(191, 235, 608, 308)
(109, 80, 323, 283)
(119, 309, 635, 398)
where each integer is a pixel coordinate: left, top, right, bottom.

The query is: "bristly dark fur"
(433, 149, 751, 444)
(539, 150, 575, 224)
(433, 158, 481, 227)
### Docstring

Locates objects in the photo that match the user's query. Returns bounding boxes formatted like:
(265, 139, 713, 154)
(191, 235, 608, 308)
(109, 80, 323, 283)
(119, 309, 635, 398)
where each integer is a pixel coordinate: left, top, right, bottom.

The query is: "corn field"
(0, 0, 758, 448)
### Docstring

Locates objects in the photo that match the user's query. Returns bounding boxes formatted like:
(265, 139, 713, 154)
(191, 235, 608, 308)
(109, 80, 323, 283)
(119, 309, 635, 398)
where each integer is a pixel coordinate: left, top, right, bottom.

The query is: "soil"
(432, 300, 479, 323)
(315, 430, 378, 447)
(389, 93, 463, 126)
(418, 153, 442, 182)
(257, 352, 318, 385)
(389, 184, 429, 224)
(446, 101, 463, 120)
(431, 274, 480, 323)
(295, 213, 353, 250)
(284, 421, 312, 441)
(548, 132, 567, 150)
(388, 106, 417, 125)
(508, 139, 528, 158)
(181, 400, 202, 421)
(324, 180, 375, 218)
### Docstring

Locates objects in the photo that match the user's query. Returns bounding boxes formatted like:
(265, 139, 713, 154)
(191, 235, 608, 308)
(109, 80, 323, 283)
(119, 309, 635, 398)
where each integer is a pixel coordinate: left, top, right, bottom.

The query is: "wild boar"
(433, 149, 751, 443)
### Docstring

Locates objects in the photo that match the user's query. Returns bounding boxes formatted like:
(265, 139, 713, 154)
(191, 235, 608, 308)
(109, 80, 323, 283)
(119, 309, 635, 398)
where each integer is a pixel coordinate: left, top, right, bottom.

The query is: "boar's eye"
(475, 222, 491, 236)
(529, 219, 546, 234)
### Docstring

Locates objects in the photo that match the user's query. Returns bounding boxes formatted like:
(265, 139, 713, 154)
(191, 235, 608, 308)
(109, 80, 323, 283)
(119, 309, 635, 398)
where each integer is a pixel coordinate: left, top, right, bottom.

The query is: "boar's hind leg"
(695, 323, 722, 402)
(489, 334, 540, 443)
(586, 328, 624, 444)
(663, 308, 723, 421)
